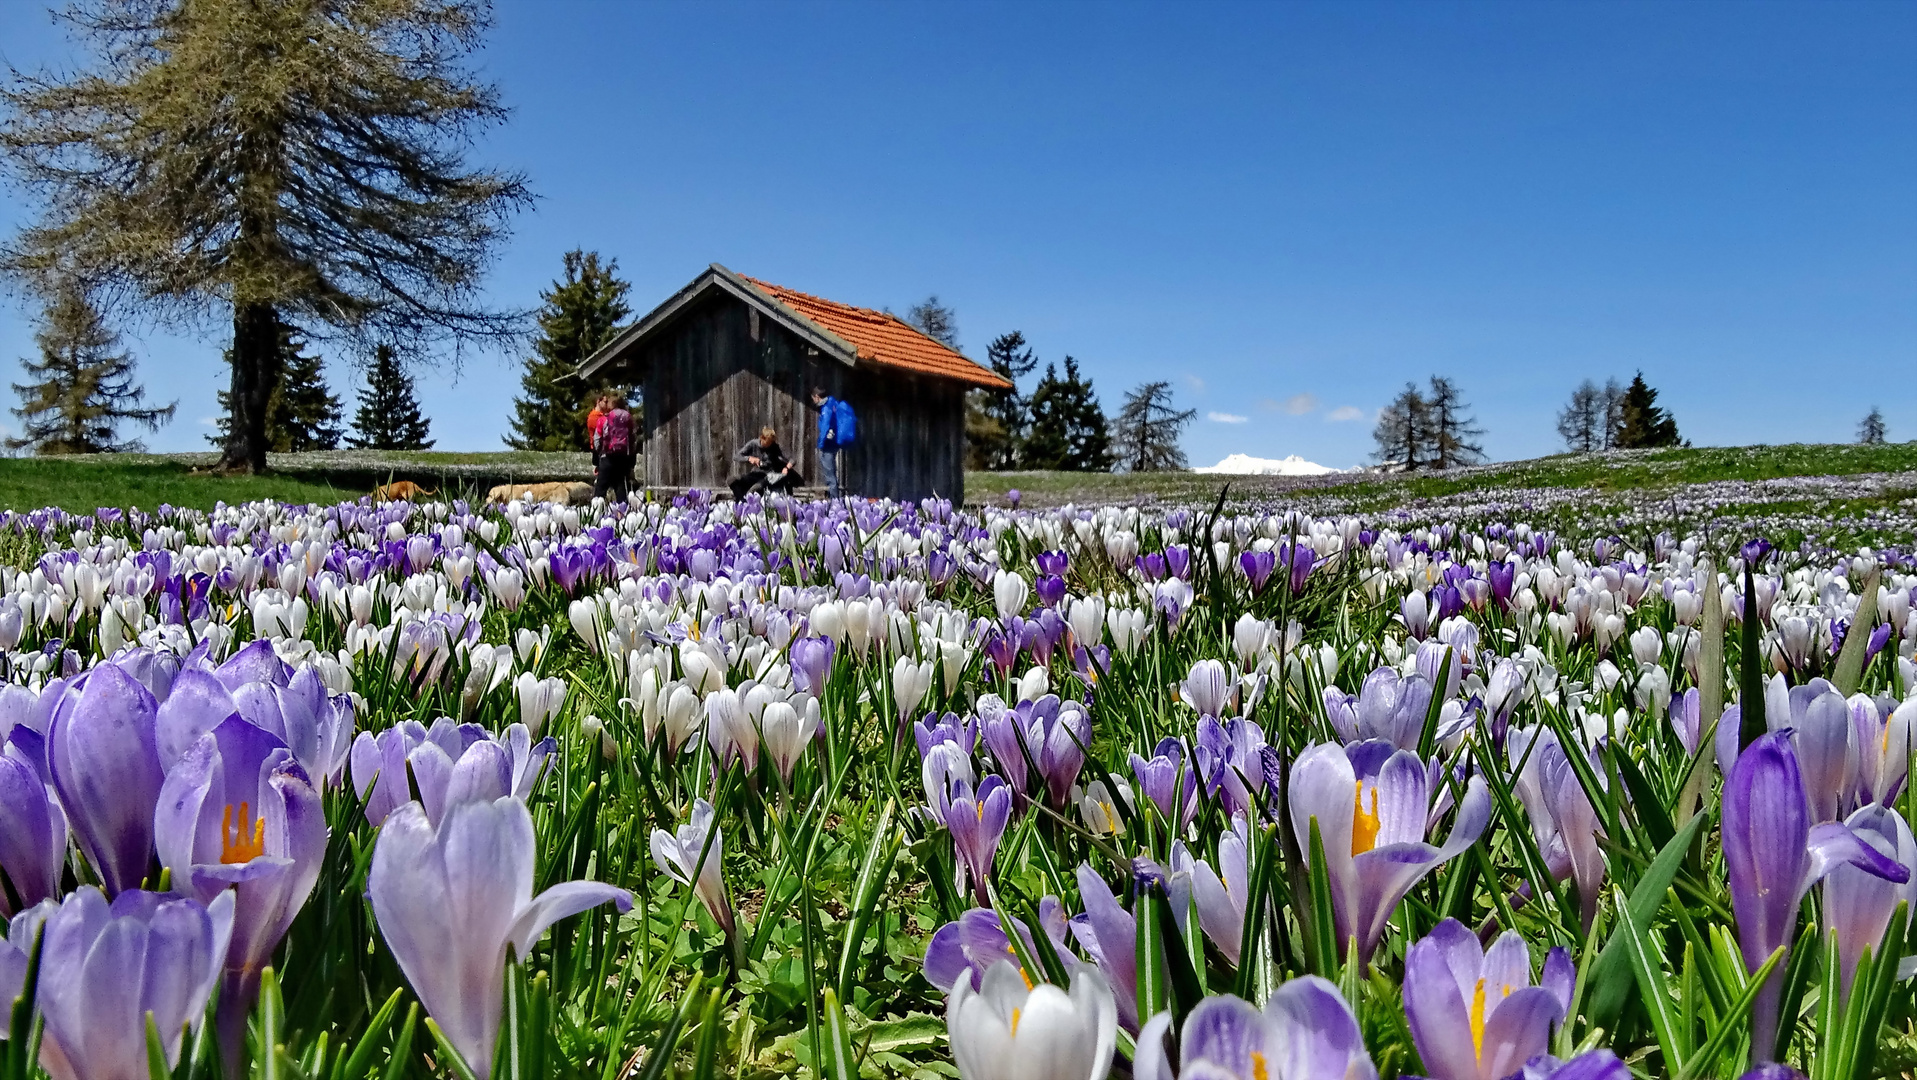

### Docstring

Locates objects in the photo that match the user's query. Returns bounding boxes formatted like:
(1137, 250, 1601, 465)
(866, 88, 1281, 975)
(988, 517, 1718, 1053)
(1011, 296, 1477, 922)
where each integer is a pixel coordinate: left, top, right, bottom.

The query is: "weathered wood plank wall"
(627, 292, 966, 503)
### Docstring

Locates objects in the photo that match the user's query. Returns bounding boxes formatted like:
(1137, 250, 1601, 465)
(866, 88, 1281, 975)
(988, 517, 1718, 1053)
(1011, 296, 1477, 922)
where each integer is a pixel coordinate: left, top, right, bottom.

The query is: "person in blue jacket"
(811, 386, 855, 498)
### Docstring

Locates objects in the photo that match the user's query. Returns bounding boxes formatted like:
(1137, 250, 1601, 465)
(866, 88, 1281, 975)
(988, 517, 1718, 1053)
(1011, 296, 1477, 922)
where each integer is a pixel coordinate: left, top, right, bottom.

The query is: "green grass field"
(0, 442, 1913, 515)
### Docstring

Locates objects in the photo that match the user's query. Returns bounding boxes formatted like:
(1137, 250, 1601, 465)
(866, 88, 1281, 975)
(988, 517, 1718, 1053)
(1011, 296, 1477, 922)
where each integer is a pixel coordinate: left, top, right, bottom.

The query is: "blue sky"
(1, 0, 1912, 467)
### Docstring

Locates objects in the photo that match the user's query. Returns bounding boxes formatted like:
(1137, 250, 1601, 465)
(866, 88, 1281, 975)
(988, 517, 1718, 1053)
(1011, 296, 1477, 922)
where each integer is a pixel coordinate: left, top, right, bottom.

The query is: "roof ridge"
(744, 275, 897, 324)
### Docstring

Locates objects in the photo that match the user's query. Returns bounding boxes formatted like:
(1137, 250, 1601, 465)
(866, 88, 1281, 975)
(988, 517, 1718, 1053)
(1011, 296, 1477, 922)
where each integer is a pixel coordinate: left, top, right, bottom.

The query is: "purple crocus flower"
(370, 796, 632, 1077)
(979, 694, 1090, 808)
(228, 665, 355, 792)
(922, 903, 1071, 994)
(1239, 549, 1276, 594)
(1286, 544, 1317, 594)
(948, 775, 1012, 904)
(1323, 668, 1434, 751)
(0, 745, 65, 917)
(1288, 742, 1490, 963)
(1194, 715, 1270, 816)
(1129, 737, 1199, 833)
(46, 664, 165, 896)
(1723, 731, 1909, 1060)
(789, 635, 835, 695)
(1519, 1051, 1631, 1080)
(154, 714, 327, 1065)
(1821, 804, 1917, 999)
(35, 887, 235, 1080)
(1070, 863, 1140, 1033)
(922, 742, 977, 827)
(1508, 727, 1606, 933)
(1403, 919, 1570, 1080)
(1133, 978, 1377, 1080)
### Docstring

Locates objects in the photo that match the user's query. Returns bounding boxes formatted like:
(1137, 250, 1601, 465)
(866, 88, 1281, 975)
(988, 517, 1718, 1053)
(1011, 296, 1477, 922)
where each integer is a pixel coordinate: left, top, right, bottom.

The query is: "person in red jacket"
(585, 393, 611, 465)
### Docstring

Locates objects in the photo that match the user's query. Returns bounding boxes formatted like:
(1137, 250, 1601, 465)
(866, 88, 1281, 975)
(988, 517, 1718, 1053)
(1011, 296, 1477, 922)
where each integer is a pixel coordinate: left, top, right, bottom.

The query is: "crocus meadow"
(0, 487, 1914, 1080)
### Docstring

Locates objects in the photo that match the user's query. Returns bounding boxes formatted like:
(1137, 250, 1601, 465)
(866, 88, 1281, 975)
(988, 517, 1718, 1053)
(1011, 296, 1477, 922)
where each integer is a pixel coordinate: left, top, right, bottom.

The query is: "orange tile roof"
(742, 276, 1014, 391)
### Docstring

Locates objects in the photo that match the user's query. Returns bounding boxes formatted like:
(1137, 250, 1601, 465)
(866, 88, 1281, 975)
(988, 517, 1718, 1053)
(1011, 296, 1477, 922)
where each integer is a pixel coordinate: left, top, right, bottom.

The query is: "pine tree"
(1557, 380, 1603, 452)
(1, 0, 528, 473)
(1372, 382, 1429, 470)
(9, 284, 174, 454)
(508, 250, 632, 451)
(1614, 372, 1680, 448)
(348, 346, 434, 450)
(208, 319, 343, 451)
(1859, 407, 1888, 445)
(1423, 376, 1486, 469)
(905, 295, 960, 349)
(1024, 357, 1111, 472)
(969, 330, 1039, 470)
(1111, 380, 1196, 471)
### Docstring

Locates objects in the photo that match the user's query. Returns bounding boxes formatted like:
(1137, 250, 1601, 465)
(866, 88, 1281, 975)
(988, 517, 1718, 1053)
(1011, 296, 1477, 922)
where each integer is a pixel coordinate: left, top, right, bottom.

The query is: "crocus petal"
(504, 880, 633, 959)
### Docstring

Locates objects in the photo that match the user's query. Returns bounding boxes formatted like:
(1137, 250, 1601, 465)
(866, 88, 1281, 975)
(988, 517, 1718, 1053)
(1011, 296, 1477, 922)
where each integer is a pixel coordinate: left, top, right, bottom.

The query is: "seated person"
(730, 426, 802, 497)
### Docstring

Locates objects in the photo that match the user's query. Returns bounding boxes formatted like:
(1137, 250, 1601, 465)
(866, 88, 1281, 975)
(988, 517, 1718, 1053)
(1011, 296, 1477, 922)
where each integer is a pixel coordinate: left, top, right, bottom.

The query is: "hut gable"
(577, 264, 1002, 502)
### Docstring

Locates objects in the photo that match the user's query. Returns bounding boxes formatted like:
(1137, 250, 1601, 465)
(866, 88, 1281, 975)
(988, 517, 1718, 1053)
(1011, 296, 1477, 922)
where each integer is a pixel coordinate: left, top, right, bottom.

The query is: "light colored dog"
(372, 481, 436, 502)
(485, 481, 596, 506)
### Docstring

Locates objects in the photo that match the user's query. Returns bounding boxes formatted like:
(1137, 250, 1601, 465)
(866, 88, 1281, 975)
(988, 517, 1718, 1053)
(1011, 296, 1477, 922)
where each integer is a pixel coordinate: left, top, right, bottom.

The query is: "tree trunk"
(222, 301, 277, 473)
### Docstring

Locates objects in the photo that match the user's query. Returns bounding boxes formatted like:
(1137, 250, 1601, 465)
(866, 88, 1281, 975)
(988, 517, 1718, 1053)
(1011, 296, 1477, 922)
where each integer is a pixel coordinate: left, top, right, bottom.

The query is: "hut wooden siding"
(581, 265, 1003, 503)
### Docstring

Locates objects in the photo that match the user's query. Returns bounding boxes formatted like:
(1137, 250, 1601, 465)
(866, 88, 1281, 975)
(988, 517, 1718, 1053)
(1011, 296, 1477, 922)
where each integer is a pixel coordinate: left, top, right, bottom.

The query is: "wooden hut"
(577, 264, 1012, 502)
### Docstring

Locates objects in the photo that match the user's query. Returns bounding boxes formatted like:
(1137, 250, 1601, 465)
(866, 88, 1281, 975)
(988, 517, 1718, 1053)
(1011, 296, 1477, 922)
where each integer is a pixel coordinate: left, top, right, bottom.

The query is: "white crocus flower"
(650, 799, 734, 935)
(993, 571, 1030, 622)
(946, 961, 1117, 1080)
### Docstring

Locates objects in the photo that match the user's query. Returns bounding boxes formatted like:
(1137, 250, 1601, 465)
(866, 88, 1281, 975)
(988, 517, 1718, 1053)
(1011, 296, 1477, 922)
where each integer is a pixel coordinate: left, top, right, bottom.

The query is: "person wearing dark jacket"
(729, 426, 801, 498)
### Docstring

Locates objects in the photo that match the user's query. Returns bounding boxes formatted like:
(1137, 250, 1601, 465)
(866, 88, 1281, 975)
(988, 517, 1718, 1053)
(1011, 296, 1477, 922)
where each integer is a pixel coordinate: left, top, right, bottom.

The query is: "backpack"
(602, 410, 631, 454)
(833, 399, 857, 447)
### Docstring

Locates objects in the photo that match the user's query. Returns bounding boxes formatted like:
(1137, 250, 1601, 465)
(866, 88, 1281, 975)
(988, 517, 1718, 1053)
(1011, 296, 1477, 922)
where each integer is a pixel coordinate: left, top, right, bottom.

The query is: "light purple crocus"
(1288, 742, 1490, 964)
(370, 796, 632, 1077)
(789, 635, 835, 695)
(948, 776, 1012, 905)
(979, 694, 1091, 808)
(228, 665, 355, 792)
(1194, 715, 1270, 816)
(1518, 1051, 1631, 1080)
(1508, 727, 1606, 933)
(1723, 731, 1908, 1061)
(35, 886, 235, 1080)
(1129, 737, 1199, 833)
(153, 714, 327, 1064)
(1403, 919, 1570, 1080)
(0, 744, 65, 917)
(1132, 977, 1376, 1080)
(45, 664, 165, 896)
(923, 903, 1071, 994)
(1190, 813, 1250, 964)
(1323, 668, 1434, 751)
(651, 798, 734, 936)
(1821, 803, 1917, 999)
(1180, 659, 1235, 719)
(1069, 863, 1140, 1033)
(1851, 696, 1917, 808)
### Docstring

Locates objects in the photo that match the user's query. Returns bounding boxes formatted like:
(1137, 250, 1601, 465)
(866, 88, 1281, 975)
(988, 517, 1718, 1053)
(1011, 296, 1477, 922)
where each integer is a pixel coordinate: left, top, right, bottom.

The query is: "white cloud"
(197, 416, 218, 427)
(1207, 411, 1248, 424)
(1281, 393, 1319, 416)
(1185, 374, 1206, 393)
(1326, 405, 1366, 422)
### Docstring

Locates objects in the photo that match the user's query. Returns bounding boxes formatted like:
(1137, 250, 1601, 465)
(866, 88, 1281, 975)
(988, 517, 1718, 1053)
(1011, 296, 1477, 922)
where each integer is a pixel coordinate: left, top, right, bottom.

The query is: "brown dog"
(373, 480, 437, 502)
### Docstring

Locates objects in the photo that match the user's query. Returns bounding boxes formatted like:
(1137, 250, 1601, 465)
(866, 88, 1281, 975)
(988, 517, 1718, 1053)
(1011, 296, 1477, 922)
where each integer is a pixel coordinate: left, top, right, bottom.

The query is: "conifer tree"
(1858, 407, 1888, 446)
(348, 345, 434, 450)
(1, 0, 528, 473)
(1423, 375, 1486, 469)
(209, 319, 343, 451)
(969, 330, 1039, 470)
(1111, 380, 1195, 471)
(9, 284, 174, 454)
(905, 295, 959, 349)
(1023, 357, 1111, 471)
(1372, 383, 1429, 470)
(1614, 372, 1681, 448)
(508, 250, 632, 451)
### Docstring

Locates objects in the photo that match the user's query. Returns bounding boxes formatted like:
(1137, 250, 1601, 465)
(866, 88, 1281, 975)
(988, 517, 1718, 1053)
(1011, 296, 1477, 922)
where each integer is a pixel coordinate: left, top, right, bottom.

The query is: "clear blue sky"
(1, 0, 1912, 468)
